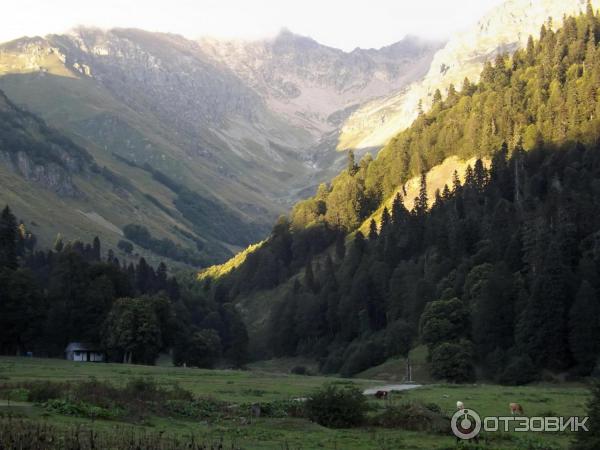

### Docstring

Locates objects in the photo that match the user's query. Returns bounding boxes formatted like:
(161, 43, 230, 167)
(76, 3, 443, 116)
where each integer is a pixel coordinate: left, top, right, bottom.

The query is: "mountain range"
(0, 28, 440, 265)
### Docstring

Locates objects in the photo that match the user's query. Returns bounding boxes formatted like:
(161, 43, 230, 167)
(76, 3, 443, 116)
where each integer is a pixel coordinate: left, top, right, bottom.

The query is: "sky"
(0, 0, 506, 51)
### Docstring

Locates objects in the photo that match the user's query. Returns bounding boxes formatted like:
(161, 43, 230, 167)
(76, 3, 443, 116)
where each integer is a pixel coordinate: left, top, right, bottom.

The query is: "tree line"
(0, 207, 248, 367)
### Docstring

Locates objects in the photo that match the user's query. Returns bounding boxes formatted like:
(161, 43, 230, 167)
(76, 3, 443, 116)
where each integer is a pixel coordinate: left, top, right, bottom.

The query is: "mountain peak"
(271, 28, 320, 50)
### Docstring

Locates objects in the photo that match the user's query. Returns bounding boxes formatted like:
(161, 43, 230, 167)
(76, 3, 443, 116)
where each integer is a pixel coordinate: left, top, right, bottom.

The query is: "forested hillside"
(0, 206, 248, 367)
(202, 7, 600, 382)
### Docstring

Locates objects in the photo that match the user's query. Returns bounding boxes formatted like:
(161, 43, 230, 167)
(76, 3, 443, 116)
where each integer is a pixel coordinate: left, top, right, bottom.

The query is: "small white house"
(65, 342, 104, 362)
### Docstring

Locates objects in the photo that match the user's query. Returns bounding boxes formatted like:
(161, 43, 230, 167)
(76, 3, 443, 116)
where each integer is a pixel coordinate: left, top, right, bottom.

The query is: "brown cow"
(509, 402, 524, 415)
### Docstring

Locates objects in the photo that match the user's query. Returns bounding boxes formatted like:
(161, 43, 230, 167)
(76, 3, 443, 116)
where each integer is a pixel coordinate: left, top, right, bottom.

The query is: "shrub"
(291, 366, 309, 375)
(26, 382, 65, 403)
(305, 383, 367, 428)
(370, 402, 450, 433)
(44, 399, 120, 420)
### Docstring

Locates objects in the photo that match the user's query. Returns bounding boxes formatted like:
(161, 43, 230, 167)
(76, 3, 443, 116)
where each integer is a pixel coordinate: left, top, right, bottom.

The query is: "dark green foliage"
(305, 383, 367, 428)
(0, 90, 91, 169)
(516, 241, 570, 370)
(123, 224, 204, 265)
(569, 281, 600, 374)
(384, 319, 414, 357)
(339, 338, 386, 377)
(173, 329, 222, 368)
(572, 380, 600, 450)
(429, 341, 476, 383)
(290, 365, 310, 375)
(498, 355, 540, 385)
(117, 239, 134, 254)
(102, 296, 167, 364)
(146, 164, 267, 246)
(0, 218, 248, 367)
(0, 206, 18, 270)
(420, 298, 468, 350)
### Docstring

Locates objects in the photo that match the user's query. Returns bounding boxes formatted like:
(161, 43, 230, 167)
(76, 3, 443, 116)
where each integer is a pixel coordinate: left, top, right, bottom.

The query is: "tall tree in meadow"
(103, 297, 163, 364)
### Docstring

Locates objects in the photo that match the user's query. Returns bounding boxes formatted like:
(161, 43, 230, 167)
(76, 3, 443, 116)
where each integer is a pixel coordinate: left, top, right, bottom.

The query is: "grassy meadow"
(0, 356, 591, 449)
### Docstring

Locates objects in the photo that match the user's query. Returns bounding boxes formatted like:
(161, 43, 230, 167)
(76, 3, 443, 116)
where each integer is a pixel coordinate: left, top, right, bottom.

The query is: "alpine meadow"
(2, 1, 600, 449)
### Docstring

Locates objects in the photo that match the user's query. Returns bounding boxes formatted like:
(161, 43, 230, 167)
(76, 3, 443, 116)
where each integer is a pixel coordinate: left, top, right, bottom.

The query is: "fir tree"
(0, 206, 18, 270)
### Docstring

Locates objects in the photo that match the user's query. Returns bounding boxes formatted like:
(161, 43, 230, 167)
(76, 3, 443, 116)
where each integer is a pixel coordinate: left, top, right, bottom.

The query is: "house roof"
(65, 342, 102, 352)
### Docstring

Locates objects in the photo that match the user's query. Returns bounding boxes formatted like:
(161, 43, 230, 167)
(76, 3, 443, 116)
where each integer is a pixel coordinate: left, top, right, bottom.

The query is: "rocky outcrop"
(339, 0, 600, 150)
(1, 150, 81, 197)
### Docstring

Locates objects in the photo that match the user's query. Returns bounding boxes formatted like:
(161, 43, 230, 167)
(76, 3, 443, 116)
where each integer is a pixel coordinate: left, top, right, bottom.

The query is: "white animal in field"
(456, 401, 465, 410)
(510, 402, 524, 415)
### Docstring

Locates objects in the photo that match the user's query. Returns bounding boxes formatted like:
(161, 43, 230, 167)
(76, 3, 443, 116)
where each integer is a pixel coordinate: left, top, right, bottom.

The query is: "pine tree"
(391, 193, 409, 227)
(368, 219, 378, 241)
(347, 150, 357, 175)
(335, 232, 346, 260)
(0, 206, 18, 270)
(380, 207, 391, 234)
(413, 172, 428, 216)
(452, 170, 462, 194)
(305, 259, 317, 293)
(516, 241, 570, 370)
(569, 280, 600, 374)
(92, 236, 101, 261)
(53, 234, 64, 252)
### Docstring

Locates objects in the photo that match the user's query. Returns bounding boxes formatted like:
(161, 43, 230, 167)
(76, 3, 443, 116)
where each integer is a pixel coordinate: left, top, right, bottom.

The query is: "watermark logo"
(451, 409, 589, 440)
(451, 408, 482, 440)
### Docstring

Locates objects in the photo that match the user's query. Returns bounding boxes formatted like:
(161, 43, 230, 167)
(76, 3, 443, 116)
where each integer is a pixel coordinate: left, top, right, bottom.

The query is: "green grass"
(0, 356, 591, 449)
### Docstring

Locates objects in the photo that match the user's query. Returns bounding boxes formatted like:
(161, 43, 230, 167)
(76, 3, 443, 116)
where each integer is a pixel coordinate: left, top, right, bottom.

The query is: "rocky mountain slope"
(0, 28, 438, 265)
(199, 31, 441, 137)
(339, 0, 600, 150)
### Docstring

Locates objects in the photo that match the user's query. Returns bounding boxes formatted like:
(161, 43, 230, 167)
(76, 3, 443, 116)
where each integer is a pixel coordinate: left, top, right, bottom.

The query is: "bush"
(291, 366, 309, 375)
(305, 383, 367, 428)
(370, 402, 450, 433)
(429, 340, 476, 383)
(499, 355, 540, 385)
(44, 399, 120, 420)
(26, 382, 65, 403)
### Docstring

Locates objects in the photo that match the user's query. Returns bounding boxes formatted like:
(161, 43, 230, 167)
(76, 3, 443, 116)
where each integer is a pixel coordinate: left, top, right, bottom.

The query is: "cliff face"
(339, 0, 600, 150)
(0, 91, 88, 197)
(199, 31, 442, 137)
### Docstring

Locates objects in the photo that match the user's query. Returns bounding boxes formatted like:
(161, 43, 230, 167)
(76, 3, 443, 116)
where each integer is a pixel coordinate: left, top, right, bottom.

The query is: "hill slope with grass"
(0, 29, 439, 266)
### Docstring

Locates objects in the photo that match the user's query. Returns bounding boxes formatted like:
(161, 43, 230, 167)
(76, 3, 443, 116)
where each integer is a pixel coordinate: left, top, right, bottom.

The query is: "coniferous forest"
(0, 206, 249, 367)
(202, 8, 600, 383)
